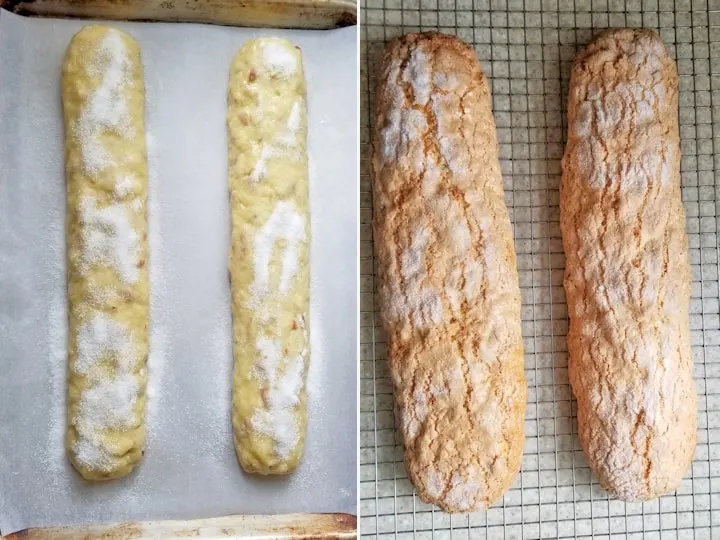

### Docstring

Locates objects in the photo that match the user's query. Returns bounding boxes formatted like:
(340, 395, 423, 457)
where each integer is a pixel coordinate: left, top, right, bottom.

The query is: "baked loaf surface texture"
(560, 28, 696, 500)
(62, 26, 149, 481)
(227, 38, 310, 475)
(371, 32, 527, 512)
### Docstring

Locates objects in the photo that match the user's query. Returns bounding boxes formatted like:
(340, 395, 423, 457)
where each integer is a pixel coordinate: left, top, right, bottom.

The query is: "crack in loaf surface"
(560, 28, 696, 501)
(371, 32, 527, 513)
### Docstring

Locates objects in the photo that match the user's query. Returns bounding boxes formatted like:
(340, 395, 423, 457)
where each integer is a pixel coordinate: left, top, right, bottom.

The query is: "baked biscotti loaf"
(227, 38, 310, 475)
(62, 26, 149, 480)
(560, 28, 696, 500)
(371, 32, 527, 512)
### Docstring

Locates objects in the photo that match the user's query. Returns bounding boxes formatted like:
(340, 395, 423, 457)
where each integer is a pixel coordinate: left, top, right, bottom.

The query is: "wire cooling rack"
(360, 1, 720, 538)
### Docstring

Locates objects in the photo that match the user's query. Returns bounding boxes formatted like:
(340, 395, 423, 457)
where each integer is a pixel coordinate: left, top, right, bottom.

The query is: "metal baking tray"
(1, 0, 357, 29)
(0, 0, 358, 537)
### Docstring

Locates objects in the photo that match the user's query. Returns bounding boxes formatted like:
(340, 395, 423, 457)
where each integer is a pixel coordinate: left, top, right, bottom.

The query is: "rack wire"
(360, 0, 720, 537)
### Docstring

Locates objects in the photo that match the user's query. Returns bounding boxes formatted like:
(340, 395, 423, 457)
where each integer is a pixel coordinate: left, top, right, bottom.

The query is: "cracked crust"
(371, 33, 526, 512)
(560, 28, 697, 501)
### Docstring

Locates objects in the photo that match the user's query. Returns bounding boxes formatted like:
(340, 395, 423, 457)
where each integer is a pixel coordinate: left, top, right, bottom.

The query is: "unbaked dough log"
(62, 26, 149, 480)
(371, 32, 527, 512)
(227, 38, 310, 475)
(560, 28, 696, 500)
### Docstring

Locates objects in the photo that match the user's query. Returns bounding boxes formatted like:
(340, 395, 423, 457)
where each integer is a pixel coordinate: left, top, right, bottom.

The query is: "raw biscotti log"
(560, 28, 697, 500)
(227, 38, 310, 475)
(371, 32, 527, 512)
(62, 26, 149, 480)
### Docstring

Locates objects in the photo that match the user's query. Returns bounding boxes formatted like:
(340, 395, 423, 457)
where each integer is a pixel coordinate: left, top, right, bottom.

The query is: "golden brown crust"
(560, 28, 696, 501)
(371, 32, 526, 512)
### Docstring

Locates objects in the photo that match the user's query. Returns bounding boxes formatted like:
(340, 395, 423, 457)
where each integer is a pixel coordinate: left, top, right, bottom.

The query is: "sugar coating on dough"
(261, 40, 299, 78)
(63, 25, 149, 481)
(79, 197, 140, 285)
(252, 336, 305, 459)
(372, 32, 527, 513)
(227, 37, 310, 475)
(561, 28, 696, 501)
(249, 201, 306, 305)
(248, 201, 307, 459)
(75, 30, 134, 174)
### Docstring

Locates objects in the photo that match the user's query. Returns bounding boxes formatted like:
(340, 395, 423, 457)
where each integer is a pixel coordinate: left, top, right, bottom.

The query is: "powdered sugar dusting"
(451, 219, 471, 253)
(405, 387, 429, 440)
(433, 71, 459, 92)
(432, 93, 469, 176)
(569, 60, 673, 192)
(250, 145, 274, 183)
(390, 227, 443, 328)
(285, 100, 302, 135)
(401, 226, 429, 280)
(245, 200, 308, 459)
(79, 374, 139, 430)
(87, 283, 119, 305)
(425, 468, 445, 499)
(404, 48, 431, 106)
(422, 160, 441, 196)
(72, 438, 116, 472)
(413, 289, 442, 328)
(445, 470, 478, 511)
(248, 201, 306, 306)
(380, 106, 427, 168)
(463, 257, 483, 300)
(79, 197, 140, 284)
(249, 99, 303, 183)
(251, 336, 304, 459)
(75, 29, 134, 175)
(305, 302, 323, 400)
(145, 130, 167, 433)
(378, 58, 402, 162)
(113, 175, 136, 199)
(75, 314, 135, 375)
(261, 40, 298, 78)
(377, 52, 433, 170)
(44, 293, 68, 481)
(202, 306, 233, 459)
(145, 326, 167, 425)
(72, 313, 138, 471)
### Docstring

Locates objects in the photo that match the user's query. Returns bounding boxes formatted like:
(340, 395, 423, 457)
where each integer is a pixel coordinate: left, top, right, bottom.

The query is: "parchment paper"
(0, 10, 357, 534)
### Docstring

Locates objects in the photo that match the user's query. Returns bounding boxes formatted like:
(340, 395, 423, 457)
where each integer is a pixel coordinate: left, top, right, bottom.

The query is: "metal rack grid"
(360, 1, 720, 538)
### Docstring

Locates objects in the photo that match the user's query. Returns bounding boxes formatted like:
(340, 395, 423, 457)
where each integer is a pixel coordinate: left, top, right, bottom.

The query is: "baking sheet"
(0, 10, 357, 535)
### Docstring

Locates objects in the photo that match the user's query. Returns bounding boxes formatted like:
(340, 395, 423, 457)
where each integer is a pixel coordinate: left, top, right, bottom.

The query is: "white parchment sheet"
(0, 10, 357, 534)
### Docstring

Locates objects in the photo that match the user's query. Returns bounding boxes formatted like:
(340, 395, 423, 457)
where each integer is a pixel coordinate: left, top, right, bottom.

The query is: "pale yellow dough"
(62, 26, 149, 481)
(227, 38, 310, 475)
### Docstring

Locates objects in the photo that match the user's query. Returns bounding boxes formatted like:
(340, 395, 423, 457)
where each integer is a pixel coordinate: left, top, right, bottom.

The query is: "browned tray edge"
(3, 512, 357, 539)
(0, 0, 357, 29)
